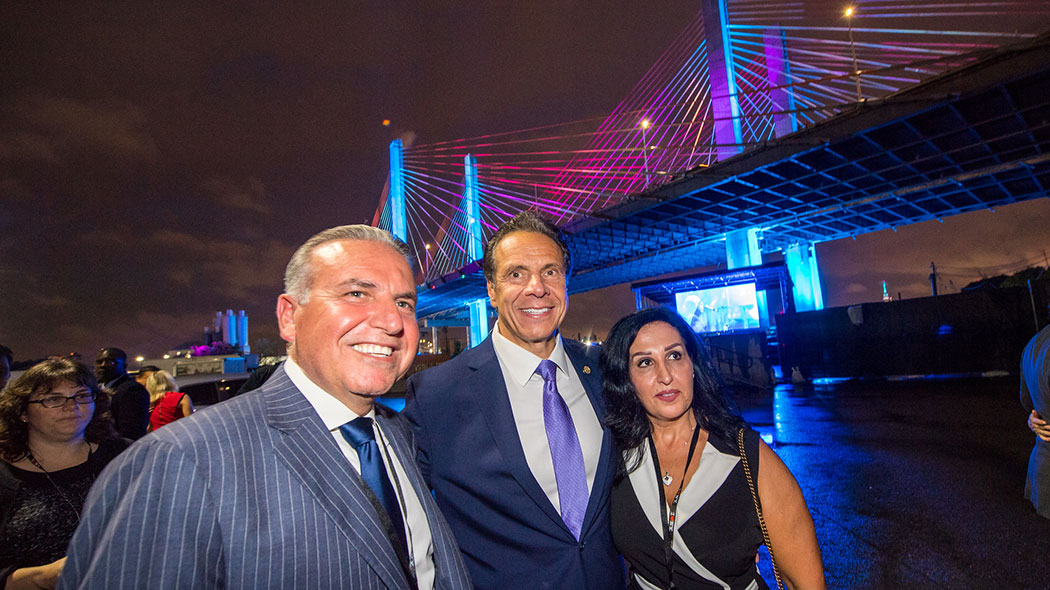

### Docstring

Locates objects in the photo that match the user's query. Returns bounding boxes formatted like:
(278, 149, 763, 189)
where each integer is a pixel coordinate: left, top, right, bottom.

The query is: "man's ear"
(276, 294, 299, 344)
(486, 281, 498, 310)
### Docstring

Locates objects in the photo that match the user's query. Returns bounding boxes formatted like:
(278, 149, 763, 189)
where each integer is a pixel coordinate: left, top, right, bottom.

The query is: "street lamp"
(845, 6, 861, 102)
(639, 118, 652, 188)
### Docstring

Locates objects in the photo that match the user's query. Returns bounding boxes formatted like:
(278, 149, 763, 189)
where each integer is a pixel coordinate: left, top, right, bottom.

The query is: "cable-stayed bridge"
(372, 1, 1050, 344)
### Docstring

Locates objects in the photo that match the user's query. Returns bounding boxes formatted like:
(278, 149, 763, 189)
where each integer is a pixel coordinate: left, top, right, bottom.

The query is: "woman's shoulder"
(706, 425, 762, 462)
(0, 458, 22, 492)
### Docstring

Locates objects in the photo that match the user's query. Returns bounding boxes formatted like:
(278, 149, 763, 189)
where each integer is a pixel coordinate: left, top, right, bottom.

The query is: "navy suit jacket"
(107, 373, 150, 440)
(59, 367, 472, 590)
(404, 337, 625, 590)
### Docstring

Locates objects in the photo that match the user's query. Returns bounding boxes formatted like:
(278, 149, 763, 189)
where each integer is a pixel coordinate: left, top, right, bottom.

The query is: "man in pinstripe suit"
(59, 225, 472, 590)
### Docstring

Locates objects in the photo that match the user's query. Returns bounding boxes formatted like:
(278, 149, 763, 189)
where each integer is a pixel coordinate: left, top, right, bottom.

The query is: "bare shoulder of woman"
(756, 440, 826, 590)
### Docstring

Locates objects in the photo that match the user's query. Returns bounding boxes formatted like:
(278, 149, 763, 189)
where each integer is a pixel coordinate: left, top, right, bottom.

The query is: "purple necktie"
(536, 359, 588, 540)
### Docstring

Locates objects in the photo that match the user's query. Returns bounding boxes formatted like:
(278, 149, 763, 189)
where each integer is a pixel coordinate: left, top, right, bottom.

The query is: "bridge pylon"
(388, 139, 407, 241)
(763, 26, 799, 137)
(702, 0, 743, 160)
(463, 154, 490, 347)
(725, 228, 769, 328)
(784, 243, 824, 312)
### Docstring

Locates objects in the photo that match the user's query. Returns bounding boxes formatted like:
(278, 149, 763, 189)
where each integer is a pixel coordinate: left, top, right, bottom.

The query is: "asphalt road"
(734, 377, 1050, 589)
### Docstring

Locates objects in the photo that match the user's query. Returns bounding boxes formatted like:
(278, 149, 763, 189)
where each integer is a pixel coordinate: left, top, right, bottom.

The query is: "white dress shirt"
(284, 358, 435, 590)
(491, 325, 603, 513)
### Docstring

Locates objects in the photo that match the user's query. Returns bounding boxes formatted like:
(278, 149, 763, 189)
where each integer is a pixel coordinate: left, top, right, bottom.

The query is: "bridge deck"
(418, 35, 1050, 317)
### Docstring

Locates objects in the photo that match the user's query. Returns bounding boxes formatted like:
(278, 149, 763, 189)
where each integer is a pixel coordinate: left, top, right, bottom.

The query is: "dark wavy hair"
(601, 306, 744, 475)
(0, 358, 119, 462)
(482, 210, 572, 283)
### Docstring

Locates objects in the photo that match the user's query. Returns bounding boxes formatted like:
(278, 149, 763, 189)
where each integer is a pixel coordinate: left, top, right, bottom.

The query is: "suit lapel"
(465, 339, 569, 533)
(263, 369, 409, 589)
(564, 342, 616, 538)
(376, 413, 470, 589)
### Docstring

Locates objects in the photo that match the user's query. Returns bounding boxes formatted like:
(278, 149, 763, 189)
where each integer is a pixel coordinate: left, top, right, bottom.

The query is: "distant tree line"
(962, 265, 1047, 291)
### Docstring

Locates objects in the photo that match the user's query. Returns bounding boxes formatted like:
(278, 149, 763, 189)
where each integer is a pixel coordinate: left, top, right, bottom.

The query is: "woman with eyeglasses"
(0, 358, 128, 590)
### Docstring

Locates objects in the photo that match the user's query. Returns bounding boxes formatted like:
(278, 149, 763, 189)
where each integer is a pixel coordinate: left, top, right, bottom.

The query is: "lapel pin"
(583, 366, 591, 374)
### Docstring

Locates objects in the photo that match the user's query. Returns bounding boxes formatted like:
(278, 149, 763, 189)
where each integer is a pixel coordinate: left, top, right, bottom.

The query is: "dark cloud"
(203, 177, 273, 216)
(5, 93, 159, 164)
(819, 199, 1050, 306)
(0, 2, 1046, 358)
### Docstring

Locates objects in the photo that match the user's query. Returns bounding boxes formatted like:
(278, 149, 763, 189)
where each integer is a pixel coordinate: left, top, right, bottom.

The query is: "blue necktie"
(536, 359, 588, 540)
(339, 417, 409, 560)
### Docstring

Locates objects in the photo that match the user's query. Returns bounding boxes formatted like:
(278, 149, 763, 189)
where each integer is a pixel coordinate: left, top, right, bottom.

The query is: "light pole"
(639, 118, 652, 188)
(845, 6, 861, 102)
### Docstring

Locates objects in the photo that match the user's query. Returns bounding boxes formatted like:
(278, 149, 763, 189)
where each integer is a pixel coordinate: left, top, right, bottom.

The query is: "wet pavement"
(733, 376, 1050, 589)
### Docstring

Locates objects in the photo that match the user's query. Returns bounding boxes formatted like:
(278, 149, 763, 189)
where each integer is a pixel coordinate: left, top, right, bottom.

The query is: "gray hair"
(284, 225, 412, 302)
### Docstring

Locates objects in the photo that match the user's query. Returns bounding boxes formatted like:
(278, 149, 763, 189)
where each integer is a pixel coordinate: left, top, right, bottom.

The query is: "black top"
(612, 427, 767, 590)
(0, 438, 129, 584)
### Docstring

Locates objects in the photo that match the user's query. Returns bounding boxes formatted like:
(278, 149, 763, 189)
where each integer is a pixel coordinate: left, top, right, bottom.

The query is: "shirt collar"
(491, 322, 570, 387)
(283, 357, 373, 431)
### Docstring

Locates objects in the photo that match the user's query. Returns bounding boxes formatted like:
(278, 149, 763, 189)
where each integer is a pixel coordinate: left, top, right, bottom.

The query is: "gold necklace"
(659, 421, 698, 486)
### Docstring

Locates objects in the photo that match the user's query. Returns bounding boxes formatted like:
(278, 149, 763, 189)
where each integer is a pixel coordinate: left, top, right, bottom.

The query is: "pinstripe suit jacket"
(58, 367, 472, 590)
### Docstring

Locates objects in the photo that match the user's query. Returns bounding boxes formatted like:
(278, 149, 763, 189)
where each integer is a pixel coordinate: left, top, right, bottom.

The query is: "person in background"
(601, 307, 824, 589)
(94, 348, 150, 440)
(134, 365, 160, 388)
(0, 345, 12, 391)
(404, 211, 623, 590)
(144, 370, 193, 431)
(233, 361, 284, 397)
(1021, 323, 1050, 519)
(59, 225, 471, 590)
(0, 358, 127, 590)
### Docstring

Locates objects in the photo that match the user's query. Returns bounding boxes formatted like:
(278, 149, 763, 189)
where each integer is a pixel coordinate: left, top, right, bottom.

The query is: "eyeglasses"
(27, 392, 98, 408)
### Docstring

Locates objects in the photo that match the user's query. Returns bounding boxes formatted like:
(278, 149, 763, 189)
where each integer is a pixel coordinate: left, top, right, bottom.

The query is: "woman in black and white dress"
(601, 307, 824, 590)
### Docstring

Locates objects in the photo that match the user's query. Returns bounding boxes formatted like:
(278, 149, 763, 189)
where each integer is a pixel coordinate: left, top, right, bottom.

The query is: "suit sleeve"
(402, 376, 433, 489)
(1021, 370, 1034, 413)
(58, 439, 225, 590)
(1021, 342, 1036, 413)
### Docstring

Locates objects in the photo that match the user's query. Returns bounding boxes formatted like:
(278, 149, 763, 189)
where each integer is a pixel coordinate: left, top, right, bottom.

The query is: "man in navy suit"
(404, 212, 625, 590)
(60, 225, 472, 590)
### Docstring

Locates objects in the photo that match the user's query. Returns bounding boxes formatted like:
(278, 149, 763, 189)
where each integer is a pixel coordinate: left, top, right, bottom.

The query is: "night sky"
(3, 3, 1049, 360)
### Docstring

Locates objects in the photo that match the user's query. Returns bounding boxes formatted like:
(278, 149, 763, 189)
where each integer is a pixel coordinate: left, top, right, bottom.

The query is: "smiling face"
(277, 239, 419, 414)
(486, 231, 568, 358)
(23, 379, 95, 445)
(628, 321, 695, 426)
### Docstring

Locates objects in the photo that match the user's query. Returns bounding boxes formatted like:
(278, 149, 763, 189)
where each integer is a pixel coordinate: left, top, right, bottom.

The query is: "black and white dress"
(612, 428, 767, 590)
